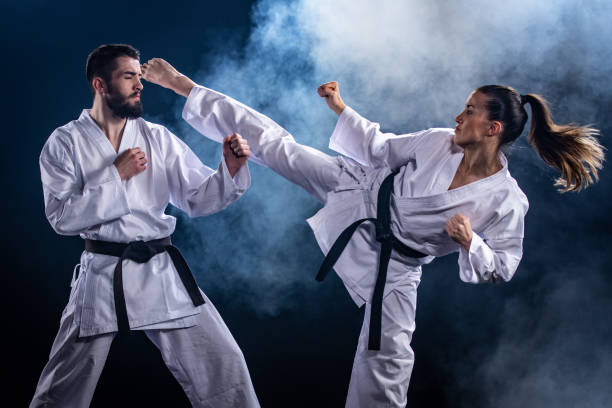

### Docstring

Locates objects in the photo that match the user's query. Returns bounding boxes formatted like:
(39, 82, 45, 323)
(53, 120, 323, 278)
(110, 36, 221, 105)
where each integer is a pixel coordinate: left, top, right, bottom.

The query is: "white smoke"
(185, 0, 611, 300)
(172, 1, 612, 403)
(200, 0, 611, 131)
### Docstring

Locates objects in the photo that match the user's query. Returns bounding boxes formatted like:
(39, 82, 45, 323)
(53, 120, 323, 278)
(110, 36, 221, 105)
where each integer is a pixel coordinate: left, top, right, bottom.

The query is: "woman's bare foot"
(142, 58, 196, 98)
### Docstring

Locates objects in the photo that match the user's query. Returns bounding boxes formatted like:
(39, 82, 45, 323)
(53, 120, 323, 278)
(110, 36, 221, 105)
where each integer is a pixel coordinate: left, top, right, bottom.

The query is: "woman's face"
(454, 91, 496, 147)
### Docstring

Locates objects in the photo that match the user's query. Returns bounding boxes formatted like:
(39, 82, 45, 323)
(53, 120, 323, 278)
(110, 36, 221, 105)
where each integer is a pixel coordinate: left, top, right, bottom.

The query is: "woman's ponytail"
(477, 85, 604, 192)
(523, 94, 604, 192)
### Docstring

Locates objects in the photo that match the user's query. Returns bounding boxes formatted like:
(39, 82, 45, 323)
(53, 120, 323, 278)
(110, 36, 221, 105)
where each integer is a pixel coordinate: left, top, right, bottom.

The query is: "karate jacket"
(181, 86, 529, 307)
(40, 110, 249, 336)
(309, 106, 529, 304)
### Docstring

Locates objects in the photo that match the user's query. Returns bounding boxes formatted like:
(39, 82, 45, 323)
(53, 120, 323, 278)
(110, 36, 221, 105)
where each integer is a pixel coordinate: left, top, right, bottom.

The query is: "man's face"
(104, 56, 144, 118)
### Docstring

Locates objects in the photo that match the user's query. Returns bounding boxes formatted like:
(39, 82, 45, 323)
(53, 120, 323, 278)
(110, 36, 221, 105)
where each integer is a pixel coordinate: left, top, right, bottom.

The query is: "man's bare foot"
(142, 58, 196, 98)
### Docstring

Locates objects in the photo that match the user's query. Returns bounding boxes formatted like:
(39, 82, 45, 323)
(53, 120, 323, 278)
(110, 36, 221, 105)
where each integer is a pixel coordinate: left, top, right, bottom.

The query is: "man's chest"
(73, 127, 170, 206)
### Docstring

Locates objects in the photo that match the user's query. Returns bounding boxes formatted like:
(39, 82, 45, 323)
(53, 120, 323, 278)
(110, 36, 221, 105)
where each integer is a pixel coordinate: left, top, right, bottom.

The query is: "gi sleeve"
(458, 234, 524, 284)
(328, 106, 433, 169)
(182, 85, 291, 167)
(163, 127, 250, 218)
(39, 131, 130, 235)
(457, 200, 528, 284)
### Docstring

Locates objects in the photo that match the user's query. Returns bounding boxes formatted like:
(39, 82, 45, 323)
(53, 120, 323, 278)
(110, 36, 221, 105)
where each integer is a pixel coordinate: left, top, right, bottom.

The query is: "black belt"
(316, 170, 426, 350)
(85, 237, 205, 333)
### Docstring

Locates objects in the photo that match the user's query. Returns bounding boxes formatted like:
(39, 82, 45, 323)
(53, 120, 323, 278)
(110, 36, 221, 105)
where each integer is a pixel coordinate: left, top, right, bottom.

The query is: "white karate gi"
(31, 110, 260, 407)
(181, 85, 529, 407)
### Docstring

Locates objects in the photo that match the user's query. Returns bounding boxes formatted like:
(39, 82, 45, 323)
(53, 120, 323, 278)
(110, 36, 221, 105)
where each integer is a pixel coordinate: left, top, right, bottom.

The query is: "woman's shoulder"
(499, 171, 529, 214)
(417, 127, 455, 145)
(411, 127, 457, 160)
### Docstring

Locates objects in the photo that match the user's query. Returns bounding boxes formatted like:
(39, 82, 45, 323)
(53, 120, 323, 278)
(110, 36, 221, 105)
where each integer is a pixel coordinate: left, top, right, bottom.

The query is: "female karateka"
(142, 58, 604, 408)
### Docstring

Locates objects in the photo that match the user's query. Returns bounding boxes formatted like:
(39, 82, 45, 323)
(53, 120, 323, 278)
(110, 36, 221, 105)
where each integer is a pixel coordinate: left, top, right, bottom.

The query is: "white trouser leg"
(144, 293, 260, 408)
(29, 307, 115, 408)
(251, 132, 347, 203)
(345, 280, 419, 408)
(184, 87, 348, 202)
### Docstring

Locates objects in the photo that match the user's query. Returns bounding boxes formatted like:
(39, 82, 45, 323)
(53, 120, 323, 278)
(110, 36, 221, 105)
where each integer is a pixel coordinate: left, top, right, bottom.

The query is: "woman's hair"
(476, 85, 604, 192)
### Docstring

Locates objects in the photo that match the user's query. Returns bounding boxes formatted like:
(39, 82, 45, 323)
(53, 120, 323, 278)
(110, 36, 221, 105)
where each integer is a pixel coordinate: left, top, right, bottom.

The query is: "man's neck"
(90, 99, 128, 152)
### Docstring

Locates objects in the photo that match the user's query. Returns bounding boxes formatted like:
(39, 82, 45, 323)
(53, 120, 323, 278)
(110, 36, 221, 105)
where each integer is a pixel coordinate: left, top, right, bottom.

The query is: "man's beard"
(105, 85, 143, 118)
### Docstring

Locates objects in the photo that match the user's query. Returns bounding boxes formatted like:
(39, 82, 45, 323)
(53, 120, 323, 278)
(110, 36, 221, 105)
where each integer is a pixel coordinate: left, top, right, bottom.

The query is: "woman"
(142, 58, 604, 408)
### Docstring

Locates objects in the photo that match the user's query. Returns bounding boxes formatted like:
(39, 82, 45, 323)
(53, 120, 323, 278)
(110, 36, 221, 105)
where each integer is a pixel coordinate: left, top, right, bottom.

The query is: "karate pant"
(346, 281, 419, 408)
(30, 291, 260, 408)
(241, 132, 419, 407)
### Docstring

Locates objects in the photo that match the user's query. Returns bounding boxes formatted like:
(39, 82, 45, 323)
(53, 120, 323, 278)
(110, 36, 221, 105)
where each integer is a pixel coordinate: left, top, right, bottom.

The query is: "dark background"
(3, 1, 611, 407)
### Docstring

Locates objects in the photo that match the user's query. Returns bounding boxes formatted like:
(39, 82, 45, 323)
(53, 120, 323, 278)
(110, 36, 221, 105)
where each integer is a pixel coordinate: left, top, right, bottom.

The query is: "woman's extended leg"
(182, 84, 351, 202)
(142, 58, 352, 202)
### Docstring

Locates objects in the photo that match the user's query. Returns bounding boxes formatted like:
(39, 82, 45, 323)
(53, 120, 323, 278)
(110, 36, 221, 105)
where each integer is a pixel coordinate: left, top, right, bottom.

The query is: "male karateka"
(30, 44, 259, 408)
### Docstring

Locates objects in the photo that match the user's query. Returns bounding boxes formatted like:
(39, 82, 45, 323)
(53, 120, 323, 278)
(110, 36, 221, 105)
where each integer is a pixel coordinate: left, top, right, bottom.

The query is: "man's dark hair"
(86, 44, 140, 93)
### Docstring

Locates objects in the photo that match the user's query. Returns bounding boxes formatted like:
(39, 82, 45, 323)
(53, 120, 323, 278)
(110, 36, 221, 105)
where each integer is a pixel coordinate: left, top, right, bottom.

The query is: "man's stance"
(30, 44, 259, 408)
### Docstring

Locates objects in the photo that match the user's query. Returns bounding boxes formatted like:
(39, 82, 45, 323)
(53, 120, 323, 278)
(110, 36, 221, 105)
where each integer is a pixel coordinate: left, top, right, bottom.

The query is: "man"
(30, 44, 259, 407)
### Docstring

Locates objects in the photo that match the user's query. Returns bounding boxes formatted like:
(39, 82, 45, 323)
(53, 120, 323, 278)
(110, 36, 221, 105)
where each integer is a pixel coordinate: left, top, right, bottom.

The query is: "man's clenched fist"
(223, 133, 251, 177)
(114, 147, 147, 180)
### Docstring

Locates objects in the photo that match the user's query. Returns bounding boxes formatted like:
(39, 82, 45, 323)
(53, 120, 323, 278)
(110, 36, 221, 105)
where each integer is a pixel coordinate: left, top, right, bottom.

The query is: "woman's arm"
(328, 105, 435, 169)
(317, 81, 346, 115)
(319, 81, 438, 169)
(458, 235, 524, 284)
(449, 204, 527, 284)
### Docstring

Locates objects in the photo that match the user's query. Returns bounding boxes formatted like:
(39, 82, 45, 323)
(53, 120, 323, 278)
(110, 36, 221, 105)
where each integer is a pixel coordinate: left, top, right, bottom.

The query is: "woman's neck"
(461, 143, 502, 178)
